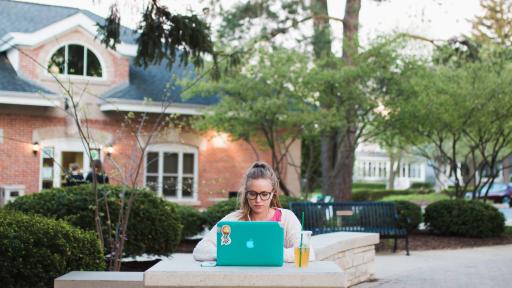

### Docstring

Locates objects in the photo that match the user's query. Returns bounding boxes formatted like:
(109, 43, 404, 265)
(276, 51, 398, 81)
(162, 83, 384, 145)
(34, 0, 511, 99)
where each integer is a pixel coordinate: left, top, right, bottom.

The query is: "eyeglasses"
(246, 191, 273, 201)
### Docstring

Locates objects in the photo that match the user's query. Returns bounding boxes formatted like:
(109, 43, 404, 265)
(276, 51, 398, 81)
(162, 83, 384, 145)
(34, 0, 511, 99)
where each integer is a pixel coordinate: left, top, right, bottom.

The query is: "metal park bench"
(290, 201, 410, 255)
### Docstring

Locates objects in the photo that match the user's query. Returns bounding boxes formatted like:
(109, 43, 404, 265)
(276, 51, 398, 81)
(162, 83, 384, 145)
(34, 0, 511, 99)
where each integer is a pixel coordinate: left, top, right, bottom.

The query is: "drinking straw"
(299, 211, 304, 267)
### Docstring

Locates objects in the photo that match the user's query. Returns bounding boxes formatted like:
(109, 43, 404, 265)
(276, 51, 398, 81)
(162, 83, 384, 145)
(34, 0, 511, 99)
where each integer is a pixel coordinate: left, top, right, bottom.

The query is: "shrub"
(393, 201, 422, 233)
(352, 189, 418, 201)
(424, 200, 505, 237)
(6, 185, 182, 256)
(0, 209, 104, 288)
(409, 182, 433, 190)
(203, 195, 304, 228)
(352, 182, 386, 190)
(174, 204, 206, 238)
(278, 195, 302, 209)
(203, 198, 238, 228)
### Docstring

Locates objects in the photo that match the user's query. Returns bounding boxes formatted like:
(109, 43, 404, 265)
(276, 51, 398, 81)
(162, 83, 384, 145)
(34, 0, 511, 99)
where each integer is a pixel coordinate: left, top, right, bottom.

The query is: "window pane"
(146, 176, 158, 192)
(163, 153, 178, 174)
(183, 153, 194, 174)
(146, 152, 159, 173)
(68, 45, 84, 75)
(163, 176, 177, 196)
(47, 47, 65, 74)
(182, 177, 194, 197)
(86, 49, 102, 77)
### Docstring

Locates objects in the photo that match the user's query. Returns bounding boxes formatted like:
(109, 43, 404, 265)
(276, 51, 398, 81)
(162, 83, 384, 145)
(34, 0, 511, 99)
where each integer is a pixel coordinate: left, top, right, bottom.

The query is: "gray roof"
(0, 53, 54, 94)
(105, 58, 219, 106)
(0, 0, 218, 106)
(0, 0, 136, 44)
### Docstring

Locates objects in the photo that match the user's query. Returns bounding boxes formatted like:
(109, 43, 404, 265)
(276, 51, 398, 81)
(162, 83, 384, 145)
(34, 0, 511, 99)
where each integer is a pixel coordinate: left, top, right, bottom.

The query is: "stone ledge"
(311, 232, 379, 261)
(144, 254, 344, 288)
(54, 271, 143, 288)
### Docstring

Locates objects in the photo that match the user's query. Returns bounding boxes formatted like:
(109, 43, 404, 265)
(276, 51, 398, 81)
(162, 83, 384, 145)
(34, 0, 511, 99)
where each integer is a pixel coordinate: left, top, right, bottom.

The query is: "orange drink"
(294, 247, 310, 267)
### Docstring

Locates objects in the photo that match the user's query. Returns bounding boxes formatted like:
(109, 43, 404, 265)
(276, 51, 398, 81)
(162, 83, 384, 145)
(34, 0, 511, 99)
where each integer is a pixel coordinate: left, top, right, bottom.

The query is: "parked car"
(465, 183, 512, 207)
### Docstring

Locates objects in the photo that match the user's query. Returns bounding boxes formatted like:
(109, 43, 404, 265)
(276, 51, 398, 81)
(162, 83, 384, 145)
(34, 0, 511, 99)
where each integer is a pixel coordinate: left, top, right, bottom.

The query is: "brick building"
(0, 1, 301, 207)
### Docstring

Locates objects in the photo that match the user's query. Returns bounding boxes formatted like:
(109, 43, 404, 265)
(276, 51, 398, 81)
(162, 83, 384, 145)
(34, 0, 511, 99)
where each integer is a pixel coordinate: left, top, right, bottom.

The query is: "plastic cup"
(294, 230, 312, 268)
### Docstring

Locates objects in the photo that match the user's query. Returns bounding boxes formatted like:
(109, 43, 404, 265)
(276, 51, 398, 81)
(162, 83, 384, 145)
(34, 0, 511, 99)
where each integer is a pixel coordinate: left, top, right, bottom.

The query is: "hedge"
(203, 195, 302, 228)
(424, 200, 505, 237)
(352, 189, 431, 201)
(6, 185, 182, 257)
(393, 201, 422, 233)
(0, 209, 105, 288)
(174, 204, 206, 238)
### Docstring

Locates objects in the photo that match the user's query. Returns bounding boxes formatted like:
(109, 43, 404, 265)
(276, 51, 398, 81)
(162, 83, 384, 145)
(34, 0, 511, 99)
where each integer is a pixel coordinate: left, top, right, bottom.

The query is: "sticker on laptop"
(220, 225, 232, 246)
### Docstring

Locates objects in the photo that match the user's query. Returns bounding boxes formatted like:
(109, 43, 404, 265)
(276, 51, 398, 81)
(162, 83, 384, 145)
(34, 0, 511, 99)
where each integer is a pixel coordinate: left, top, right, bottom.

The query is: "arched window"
(47, 44, 102, 77)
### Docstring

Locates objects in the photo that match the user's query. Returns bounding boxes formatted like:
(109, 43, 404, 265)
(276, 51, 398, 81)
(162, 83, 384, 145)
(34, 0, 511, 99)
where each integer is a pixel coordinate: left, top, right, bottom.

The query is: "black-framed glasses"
(246, 191, 273, 201)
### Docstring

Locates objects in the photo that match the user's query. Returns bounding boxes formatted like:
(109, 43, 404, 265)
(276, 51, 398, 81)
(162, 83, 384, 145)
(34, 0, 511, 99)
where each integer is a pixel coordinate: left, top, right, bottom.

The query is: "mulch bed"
(376, 230, 512, 253)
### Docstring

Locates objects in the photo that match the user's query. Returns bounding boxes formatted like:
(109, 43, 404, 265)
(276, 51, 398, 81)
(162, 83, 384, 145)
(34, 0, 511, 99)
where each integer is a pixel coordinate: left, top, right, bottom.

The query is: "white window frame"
(144, 144, 199, 202)
(45, 42, 106, 80)
(38, 138, 98, 190)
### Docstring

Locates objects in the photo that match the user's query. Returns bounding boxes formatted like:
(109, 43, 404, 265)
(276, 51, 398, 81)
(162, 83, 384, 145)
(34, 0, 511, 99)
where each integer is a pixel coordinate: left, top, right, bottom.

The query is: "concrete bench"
(54, 271, 143, 288)
(145, 254, 344, 288)
(54, 232, 379, 288)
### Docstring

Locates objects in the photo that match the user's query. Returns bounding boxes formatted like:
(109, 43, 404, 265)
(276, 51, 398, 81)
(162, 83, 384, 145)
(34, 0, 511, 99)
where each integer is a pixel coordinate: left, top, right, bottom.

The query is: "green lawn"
(381, 193, 450, 203)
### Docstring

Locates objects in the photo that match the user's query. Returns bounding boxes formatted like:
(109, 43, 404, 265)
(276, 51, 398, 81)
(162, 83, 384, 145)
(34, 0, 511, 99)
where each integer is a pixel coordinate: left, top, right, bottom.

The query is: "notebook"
(216, 221, 284, 266)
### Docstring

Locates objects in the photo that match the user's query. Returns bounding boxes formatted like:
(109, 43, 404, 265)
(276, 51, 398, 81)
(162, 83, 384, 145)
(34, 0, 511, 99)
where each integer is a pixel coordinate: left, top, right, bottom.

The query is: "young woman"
(193, 161, 314, 263)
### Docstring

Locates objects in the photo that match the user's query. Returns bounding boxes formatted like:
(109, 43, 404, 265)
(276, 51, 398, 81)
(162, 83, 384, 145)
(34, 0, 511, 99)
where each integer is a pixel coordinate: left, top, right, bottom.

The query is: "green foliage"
(424, 200, 505, 237)
(392, 201, 422, 233)
(409, 182, 434, 190)
(381, 193, 449, 204)
(0, 209, 104, 288)
(203, 198, 239, 228)
(6, 185, 182, 257)
(352, 183, 386, 190)
(174, 204, 206, 238)
(352, 189, 431, 201)
(278, 195, 303, 209)
(382, 43, 512, 198)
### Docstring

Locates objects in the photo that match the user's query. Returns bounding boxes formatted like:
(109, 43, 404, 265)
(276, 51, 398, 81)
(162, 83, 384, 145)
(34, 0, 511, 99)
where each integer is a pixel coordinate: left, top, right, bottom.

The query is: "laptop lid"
(216, 221, 284, 266)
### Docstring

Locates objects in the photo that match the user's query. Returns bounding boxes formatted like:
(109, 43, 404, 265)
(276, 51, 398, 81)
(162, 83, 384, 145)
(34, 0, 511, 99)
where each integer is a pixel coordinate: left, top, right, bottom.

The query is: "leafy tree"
(383, 44, 512, 198)
(472, 0, 512, 46)
(182, 48, 317, 195)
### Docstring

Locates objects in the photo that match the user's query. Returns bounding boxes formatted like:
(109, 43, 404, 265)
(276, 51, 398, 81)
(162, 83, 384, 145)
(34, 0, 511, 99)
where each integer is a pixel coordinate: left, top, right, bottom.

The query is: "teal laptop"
(216, 221, 284, 266)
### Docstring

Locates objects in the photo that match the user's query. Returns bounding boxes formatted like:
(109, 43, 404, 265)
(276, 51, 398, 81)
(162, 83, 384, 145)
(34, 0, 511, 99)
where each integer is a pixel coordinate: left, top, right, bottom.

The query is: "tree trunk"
(387, 150, 402, 190)
(328, 0, 361, 201)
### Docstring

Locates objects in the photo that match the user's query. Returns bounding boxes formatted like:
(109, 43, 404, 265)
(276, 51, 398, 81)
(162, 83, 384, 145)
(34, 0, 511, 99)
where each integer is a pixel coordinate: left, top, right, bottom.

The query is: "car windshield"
(478, 184, 507, 195)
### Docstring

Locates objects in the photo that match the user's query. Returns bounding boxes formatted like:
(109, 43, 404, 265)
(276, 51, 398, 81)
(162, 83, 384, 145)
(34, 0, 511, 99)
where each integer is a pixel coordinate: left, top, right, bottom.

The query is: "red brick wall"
(0, 113, 64, 193)
(0, 112, 277, 207)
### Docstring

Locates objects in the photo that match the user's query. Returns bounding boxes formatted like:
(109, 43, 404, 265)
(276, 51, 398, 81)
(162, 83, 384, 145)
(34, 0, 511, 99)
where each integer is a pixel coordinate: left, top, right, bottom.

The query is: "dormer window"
(47, 44, 102, 77)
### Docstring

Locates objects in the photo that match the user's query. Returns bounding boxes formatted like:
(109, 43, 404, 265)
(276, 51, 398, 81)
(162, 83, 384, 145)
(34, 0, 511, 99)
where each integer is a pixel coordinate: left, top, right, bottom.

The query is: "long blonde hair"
(238, 161, 282, 220)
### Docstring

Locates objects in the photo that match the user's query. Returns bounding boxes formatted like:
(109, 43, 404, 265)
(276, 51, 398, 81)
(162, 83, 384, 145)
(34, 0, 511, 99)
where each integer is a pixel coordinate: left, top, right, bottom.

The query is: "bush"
(0, 209, 104, 288)
(352, 183, 386, 190)
(278, 195, 302, 209)
(409, 182, 433, 190)
(203, 195, 304, 228)
(6, 185, 182, 256)
(352, 189, 416, 201)
(203, 198, 238, 228)
(174, 204, 206, 238)
(424, 200, 505, 237)
(393, 201, 422, 233)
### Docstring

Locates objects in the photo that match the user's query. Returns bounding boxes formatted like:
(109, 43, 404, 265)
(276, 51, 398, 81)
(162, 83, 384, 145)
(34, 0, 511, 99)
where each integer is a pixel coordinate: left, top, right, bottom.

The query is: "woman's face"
(246, 178, 274, 215)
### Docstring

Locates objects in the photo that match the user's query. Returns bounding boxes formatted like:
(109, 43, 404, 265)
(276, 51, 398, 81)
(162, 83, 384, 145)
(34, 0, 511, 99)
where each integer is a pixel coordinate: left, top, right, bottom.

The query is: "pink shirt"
(270, 208, 282, 222)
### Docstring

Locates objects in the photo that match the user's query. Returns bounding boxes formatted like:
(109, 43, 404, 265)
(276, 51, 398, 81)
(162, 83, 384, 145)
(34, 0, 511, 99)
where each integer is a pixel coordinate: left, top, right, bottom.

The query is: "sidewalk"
(354, 245, 512, 288)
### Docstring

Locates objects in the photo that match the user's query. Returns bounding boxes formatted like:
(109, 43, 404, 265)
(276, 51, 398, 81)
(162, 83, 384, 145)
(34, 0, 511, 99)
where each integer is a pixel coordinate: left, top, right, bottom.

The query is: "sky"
(18, 0, 484, 54)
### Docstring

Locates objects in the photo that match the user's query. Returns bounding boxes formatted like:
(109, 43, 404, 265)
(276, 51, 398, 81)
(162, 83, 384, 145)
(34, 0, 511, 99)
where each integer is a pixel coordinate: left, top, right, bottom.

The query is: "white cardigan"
(192, 208, 315, 263)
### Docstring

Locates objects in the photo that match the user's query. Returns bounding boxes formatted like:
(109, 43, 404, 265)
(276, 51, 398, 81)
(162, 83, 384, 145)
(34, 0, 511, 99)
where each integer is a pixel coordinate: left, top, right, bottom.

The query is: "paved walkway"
(354, 245, 512, 288)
